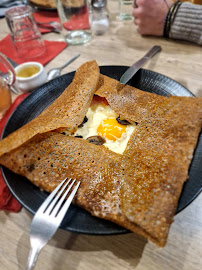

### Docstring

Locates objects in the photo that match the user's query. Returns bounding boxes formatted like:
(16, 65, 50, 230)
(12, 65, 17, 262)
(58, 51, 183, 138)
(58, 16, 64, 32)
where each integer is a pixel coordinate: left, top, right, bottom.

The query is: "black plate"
(1, 66, 202, 235)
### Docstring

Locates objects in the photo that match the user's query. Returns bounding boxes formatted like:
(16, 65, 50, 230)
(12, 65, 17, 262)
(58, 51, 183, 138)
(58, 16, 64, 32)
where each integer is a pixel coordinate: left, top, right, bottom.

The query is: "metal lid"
(91, 0, 106, 9)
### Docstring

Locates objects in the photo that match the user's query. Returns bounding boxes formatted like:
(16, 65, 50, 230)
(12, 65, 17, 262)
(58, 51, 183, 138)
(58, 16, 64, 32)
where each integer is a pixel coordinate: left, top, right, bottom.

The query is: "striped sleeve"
(169, 2, 202, 45)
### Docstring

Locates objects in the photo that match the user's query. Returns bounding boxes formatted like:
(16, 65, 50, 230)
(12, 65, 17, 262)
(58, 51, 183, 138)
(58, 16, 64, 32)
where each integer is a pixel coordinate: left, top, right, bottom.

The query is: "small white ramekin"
(14, 62, 47, 93)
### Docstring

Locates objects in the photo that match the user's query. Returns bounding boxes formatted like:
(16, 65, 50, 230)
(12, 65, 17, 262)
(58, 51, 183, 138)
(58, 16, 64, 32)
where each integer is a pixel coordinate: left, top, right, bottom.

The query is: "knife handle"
(120, 45, 162, 84)
(132, 45, 162, 68)
(143, 45, 162, 60)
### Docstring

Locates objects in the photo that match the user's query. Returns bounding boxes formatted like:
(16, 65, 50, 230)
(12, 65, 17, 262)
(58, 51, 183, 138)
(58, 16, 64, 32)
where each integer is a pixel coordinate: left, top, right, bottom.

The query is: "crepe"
(29, 0, 85, 9)
(0, 61, 201, 247)
(29, 0, 57, 8)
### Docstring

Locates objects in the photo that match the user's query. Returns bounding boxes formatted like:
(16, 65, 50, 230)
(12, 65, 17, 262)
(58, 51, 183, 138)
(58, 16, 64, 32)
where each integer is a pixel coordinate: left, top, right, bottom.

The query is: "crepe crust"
(0, 61, 201, 247)
(29, 0, 85, 9)
(0, 61, 100, 157)
(29, 0, 57, 8)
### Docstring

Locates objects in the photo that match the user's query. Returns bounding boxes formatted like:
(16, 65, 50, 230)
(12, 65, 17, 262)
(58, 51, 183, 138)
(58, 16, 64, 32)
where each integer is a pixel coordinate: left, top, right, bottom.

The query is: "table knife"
(120, 45, 162, 85)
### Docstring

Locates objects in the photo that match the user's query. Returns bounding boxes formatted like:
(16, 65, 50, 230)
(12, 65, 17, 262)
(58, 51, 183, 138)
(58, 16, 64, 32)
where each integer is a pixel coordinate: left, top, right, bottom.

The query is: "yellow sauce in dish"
(16, 66, 40, 78)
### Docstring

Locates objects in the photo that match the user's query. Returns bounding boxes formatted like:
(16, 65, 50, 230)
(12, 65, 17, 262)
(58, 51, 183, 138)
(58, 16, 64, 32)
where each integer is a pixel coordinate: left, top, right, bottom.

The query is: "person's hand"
(132, 0, 173, 36)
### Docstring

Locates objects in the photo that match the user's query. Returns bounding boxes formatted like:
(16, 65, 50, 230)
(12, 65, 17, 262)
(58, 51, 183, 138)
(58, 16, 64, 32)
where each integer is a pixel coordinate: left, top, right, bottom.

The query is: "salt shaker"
(91, 0, 109, 35)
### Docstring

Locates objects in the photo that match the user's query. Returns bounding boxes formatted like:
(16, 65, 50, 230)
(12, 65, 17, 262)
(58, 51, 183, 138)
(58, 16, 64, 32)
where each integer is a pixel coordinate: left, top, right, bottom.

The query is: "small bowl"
(14, 62, 47, 93)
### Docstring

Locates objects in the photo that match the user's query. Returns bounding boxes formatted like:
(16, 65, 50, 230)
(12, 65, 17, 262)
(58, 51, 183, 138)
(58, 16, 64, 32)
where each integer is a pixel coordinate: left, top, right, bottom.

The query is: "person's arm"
(132, 0, 202, 45)
(132, 0, 173, 36)
(168, 2, 202, 45)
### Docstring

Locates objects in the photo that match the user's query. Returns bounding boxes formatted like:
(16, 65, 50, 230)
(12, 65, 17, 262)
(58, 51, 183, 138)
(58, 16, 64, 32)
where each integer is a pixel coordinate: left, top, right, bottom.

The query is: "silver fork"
(25, 178, 80, 270)
(36, 21, 62, 33)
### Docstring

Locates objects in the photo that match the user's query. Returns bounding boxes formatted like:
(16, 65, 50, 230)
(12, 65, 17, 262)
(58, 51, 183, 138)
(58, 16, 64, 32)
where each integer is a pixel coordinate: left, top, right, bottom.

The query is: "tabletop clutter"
(0, 0, 114, 115)
(0, 0, 112, 93)
(0, 0, 134, 73)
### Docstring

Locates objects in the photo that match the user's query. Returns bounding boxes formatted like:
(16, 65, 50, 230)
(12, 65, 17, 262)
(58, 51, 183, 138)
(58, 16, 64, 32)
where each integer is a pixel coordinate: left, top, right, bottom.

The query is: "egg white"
(73, 103, 136, 154)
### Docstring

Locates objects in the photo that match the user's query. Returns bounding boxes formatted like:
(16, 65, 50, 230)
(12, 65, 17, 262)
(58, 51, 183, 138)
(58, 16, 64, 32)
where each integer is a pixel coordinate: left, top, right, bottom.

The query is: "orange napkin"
(0, 93, 29, 212)
(0, 34, 67, 65)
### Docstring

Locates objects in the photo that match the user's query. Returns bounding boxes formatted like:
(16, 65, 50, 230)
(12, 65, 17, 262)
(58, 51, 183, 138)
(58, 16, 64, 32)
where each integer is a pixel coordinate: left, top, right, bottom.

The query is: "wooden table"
(0, 1, 202, 269)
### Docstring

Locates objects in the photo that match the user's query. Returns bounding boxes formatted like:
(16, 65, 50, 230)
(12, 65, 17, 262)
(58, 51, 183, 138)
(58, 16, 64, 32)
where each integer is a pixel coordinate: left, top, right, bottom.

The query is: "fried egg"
(73, 99, 136, 154)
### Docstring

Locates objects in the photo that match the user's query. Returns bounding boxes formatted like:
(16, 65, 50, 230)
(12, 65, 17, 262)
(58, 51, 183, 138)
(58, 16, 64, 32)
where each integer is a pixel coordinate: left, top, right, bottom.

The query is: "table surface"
(0, 1, 202, 270)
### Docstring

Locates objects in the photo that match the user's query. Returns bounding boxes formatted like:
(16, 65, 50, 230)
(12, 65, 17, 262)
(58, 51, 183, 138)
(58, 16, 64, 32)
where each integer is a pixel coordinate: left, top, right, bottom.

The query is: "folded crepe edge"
(0, 60, 100, 157)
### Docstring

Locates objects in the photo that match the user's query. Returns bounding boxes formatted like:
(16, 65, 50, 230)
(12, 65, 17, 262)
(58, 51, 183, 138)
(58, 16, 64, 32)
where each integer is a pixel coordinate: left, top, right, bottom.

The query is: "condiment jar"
(14, 62, 47, 93)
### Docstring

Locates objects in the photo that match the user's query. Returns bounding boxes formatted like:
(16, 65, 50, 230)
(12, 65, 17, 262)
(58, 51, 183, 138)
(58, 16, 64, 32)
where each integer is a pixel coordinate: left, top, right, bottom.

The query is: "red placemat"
(63, 6, 90, 30)
(33, 11, 60, 34)
(33, 9, 90, 33)
(0, 34, 67, 65)
(34, 10, 59, 23)
(0, 93, 29, 212)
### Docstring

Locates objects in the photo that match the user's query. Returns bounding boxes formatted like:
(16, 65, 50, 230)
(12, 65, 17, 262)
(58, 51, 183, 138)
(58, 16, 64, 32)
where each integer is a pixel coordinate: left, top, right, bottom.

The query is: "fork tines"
(38, 178, 80, 219)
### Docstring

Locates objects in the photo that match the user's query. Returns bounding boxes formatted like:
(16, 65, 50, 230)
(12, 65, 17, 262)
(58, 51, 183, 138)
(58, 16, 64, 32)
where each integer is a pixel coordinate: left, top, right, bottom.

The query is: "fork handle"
(25, 245, 40, 270)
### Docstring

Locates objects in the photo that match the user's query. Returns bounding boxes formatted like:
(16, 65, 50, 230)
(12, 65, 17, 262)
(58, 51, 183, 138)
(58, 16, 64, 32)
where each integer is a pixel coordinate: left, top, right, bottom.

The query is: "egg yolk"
(97, 118, 126, 141)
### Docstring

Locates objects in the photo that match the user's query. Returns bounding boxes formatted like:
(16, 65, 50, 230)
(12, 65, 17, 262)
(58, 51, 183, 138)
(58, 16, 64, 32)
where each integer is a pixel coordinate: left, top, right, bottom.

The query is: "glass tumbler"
(119, 0, 133, 20)
(0, 76, 12, 116)
(56, 0, 91, 45)
(5, 6, 45, 59)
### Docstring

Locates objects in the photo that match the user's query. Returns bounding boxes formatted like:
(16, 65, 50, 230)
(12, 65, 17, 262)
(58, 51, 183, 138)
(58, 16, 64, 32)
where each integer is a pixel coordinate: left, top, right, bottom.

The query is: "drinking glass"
(0, 77, 12, 116)
(5, 6, 45, 59)
(56, 0, 92, 45)
(0, 53, 15, 115)
(119, 0, 133, 20)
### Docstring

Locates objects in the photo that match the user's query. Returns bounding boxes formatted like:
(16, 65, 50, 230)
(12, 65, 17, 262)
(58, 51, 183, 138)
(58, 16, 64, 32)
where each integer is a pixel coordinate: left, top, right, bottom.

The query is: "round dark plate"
(1, 66, 202, 235)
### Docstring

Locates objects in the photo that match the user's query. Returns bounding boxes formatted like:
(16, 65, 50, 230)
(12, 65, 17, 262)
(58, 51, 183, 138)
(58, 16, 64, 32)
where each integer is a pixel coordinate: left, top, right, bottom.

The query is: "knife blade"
(120, 45, 162, 85)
